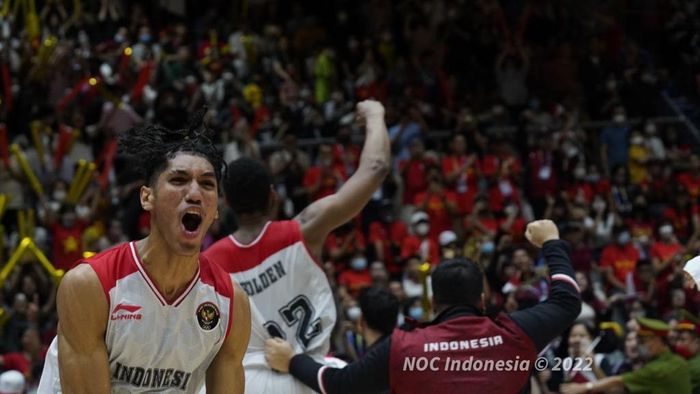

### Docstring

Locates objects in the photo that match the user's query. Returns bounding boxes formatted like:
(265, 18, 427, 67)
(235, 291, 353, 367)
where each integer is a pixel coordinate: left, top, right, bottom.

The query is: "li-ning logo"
(111, 303, 143, 321)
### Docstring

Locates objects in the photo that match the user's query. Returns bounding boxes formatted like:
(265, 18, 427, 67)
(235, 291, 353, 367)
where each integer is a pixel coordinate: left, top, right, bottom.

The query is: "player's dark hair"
(118, 107, 224, 187)
(224, 157, 273, 215)
(358, 286, 399, 336)
(432, 258, 483, 307)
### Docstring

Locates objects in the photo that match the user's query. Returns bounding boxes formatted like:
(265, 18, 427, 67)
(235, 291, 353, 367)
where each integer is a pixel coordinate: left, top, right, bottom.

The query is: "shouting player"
(204, 100, 390, 393)
(38, 120, 251, 393)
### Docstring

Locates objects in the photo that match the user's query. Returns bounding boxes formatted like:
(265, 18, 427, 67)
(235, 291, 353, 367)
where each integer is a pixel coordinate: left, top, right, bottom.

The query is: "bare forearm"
(358, 116, 391, 180)
(58, 340, 111, 393)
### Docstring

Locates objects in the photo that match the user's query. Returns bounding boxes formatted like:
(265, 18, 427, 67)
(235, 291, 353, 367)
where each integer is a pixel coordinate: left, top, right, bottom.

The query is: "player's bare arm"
(57, 264, 111, 393)
(206, 281, 251, 394)
(296, 100, 391, 257)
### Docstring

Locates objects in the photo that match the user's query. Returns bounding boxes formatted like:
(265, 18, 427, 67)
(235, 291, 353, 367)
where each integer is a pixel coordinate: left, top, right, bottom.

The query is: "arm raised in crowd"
(509, 220, 582, 352)
(296, 100, 391, 258)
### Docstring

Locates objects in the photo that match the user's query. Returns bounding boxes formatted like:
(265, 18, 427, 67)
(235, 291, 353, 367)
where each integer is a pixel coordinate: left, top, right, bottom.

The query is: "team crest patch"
(196, 302, 220, 331)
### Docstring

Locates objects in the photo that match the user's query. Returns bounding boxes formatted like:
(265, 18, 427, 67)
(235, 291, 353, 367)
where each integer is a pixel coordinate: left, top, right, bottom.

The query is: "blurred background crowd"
(1, 0, 700, 392)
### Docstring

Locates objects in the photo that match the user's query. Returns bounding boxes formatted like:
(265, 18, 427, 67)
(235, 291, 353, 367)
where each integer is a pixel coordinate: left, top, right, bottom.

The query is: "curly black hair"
(118, 108, 225, 187)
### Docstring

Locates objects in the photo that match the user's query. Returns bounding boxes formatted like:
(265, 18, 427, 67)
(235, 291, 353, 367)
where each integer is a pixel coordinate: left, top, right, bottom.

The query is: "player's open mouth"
(181, 211, 202, 237)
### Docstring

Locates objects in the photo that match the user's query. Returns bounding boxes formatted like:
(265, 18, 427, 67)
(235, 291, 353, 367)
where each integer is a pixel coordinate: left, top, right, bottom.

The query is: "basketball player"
(38, 120, 251, 393)
(204, 100, 390, 393)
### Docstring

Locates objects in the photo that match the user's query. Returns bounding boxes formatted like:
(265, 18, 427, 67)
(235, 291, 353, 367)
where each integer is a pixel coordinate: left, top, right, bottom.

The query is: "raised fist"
(356, 100, 385, 120)
(525, 220, 559, 248)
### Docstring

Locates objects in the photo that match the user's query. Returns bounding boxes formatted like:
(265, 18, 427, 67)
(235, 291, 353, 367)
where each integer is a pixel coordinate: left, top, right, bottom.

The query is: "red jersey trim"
(128, 242, 201, 307)
(228, 221, 272, 248)
(199, 255, 235, 339)
(83, 243, 139, 305)
(206, 221, 304, 273)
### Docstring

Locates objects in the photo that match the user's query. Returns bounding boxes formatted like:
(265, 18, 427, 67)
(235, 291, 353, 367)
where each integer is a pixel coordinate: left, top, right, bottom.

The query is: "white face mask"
(350, 257, 368, 271)
(593, 199, 606, 211)
(53, 190, 67, 201)
(346, 306, 361, 322)
(415, 223, 430, 236)
(614, 114, 626, 124)
(659, 225, 674, 238)
(76, 205, 90, 220)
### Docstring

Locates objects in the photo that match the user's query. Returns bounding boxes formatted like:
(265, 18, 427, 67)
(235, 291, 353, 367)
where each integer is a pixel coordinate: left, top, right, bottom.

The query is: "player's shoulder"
(58, 263, 106, 308)
(83, 241, 133, 265)
(199, 254, 234, 298)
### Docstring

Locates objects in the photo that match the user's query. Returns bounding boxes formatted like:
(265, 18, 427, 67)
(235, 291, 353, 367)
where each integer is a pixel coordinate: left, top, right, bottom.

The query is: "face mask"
(617, 232, 631, 245)
(442, 248, 456, 259)
(593, 199, 606, 211)
(75, 205, 90, 220)
(351, 257, 367, 271)
(114, 34, 125, 43)
(415, 223, 430, 236)
(574, 166, 586, 179)
(586, 174, 600, 183)
(53, 190, 67, 201)
(659, 225, 674, 238)
(409, 306, 423, 321)
(504, 205, 518, 217)
(614, 114, 626, 124)
(481, 241, 495, 255)
(645, 123, 657, 134)
(583, 217, 595, 230)
(139, 33, 152, 43)
(631, 136, 644, 145)
(346, 306, 361, 322)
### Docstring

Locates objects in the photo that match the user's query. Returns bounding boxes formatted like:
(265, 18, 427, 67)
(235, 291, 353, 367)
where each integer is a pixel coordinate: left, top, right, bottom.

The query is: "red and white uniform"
(204, 220, 336, 394)
(38, 242, 234, 394)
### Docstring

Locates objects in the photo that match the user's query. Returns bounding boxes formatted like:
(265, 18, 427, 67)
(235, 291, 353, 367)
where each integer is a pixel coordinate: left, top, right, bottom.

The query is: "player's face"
(146, 153, 219, 256)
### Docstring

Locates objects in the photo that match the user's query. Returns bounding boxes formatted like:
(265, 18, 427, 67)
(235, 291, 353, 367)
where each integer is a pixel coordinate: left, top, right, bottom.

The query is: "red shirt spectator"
(324, 225, 366, 266)
(303, 165, 346, 201)
(368, 220, 408, 275)
(677, 172, 700, 199)
(414, 184, 457, 240)
(338, 256, 372, 297)
(488, 176, 520, 212)
(600, 238, 640, 289)
(399, 157, 435, 206)
(441, 135, 481, 214)
(400, 211, 440, 265)
(305, 144, 347, 201)
(528, 148, 558, 199)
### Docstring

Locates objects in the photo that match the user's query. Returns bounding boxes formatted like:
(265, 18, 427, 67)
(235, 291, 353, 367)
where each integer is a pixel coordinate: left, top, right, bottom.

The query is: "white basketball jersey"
(38, 242, 234, 394)
(204, 220, 336, 394)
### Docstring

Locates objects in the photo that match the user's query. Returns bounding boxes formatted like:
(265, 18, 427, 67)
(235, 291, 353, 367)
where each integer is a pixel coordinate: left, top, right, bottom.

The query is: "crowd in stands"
(1, 0, 700, 392)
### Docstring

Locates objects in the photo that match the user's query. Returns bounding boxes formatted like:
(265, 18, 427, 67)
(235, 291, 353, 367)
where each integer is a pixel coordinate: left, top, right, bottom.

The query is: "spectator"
(600, 105, 631, 177)
(399, 138, 434, 206)
(600, 227, 640, 293)
(400, 211, 440, 265)
(414, 167, 458, 239)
